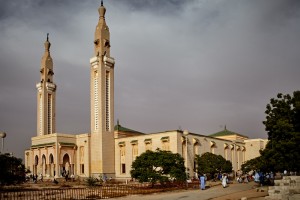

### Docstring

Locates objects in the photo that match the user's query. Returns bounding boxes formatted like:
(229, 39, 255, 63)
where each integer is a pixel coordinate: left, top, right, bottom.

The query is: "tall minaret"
(36, 34, 56, 136)
(90, 1, 115, 177)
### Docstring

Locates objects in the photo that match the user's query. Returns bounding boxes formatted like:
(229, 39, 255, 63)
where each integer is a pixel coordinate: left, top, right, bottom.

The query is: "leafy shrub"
(86, 177, 97, 187)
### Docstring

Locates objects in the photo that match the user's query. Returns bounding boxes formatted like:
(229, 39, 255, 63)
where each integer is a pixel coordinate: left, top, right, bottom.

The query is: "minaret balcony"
(46, 82, 56, 91)
(90, 56, 99, 69)
(36, 83, 42, 92)
(104, 55, 115, 68)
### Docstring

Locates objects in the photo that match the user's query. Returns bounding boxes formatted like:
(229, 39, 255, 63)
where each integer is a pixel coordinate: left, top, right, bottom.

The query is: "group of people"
(198, 173, 229, 190)
(27, 170, 75, 184)
(61, 169, 75, 182)
(27, 174, 43, 183)
(197, 169, 291, 190)
(254, 171, 275, 186)
(237, 175, 250, 183)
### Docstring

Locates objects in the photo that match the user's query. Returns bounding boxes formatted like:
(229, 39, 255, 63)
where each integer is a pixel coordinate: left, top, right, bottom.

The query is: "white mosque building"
(25, 2, 267, 180)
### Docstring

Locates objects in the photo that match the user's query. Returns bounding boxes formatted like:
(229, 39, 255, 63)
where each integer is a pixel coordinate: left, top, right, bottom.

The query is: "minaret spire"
(98, 0, 106, 20)
(94, 0, 109, 57)
(44, 33, 51, 53)
(36, 33, 56, 136)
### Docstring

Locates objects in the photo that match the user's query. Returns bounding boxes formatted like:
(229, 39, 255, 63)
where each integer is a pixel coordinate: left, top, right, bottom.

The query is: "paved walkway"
(109, 181, 268, 200)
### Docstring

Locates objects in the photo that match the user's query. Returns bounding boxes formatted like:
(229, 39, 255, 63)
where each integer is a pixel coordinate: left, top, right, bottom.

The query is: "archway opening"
(35, 155, 39, 165)
(42, 155, 46, 175)
(34, 155, 39, 175)
(49, 154, 54, 177)
(62, 154, 70, 177)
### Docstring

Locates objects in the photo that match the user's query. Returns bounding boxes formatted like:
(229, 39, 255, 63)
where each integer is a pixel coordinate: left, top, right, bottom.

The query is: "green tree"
(195, 152, 232, 179)
(261, 91, 300, 172)
(0, 153, 27, 185)
(241, 156, 267, 173)
(130, 149, 186, 186)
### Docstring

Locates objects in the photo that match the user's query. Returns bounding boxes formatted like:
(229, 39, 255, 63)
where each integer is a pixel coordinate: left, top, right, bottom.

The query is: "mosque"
(24, 2, 267, 180)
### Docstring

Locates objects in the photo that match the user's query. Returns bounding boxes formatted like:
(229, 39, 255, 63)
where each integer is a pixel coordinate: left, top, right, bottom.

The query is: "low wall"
(265, 176, 300, 200)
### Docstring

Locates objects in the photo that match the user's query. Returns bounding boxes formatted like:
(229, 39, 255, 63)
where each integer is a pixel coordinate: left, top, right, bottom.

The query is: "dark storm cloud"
(111, 0, 187, 14)
(0, 0, 300, 159)
(111, 0, 300, 134)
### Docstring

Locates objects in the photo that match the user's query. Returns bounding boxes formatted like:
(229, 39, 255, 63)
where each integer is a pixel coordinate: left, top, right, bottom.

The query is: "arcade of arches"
(29, 146, 76, 177)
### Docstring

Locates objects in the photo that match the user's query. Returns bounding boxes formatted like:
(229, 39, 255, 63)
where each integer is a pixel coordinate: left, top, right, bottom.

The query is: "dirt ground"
(3, 179, 269, 200)
(210, 186, 268, 200)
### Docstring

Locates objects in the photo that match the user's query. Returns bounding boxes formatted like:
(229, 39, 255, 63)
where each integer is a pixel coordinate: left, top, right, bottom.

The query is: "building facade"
(25, 2, 267, 180)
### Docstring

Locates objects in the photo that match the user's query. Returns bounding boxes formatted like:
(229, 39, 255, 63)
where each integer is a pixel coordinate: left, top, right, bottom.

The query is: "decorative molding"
(130, 140, 138, 145)
(118, 141, 125, 147)
(144, 138, 152, 144)
(31, 142, 55, 149)
(161, 136, 169, 142)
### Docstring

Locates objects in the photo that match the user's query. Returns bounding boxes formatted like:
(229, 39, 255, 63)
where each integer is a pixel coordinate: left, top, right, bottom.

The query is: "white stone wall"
(114, 130, 247, 180)
(244, 139, 268, 161)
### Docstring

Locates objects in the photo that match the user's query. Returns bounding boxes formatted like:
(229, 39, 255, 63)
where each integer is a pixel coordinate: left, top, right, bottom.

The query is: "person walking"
(222, 174, 228, 188)
(199, 174, 206, 190)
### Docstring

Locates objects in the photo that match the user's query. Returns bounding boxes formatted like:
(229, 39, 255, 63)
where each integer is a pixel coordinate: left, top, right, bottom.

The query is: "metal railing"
(0, 182, 196, 200)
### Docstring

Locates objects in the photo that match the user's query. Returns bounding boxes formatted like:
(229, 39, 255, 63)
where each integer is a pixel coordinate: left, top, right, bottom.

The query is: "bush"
(86, 177, 98, 187)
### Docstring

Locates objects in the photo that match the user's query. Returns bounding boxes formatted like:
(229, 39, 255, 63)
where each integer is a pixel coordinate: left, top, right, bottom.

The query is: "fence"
(0, 182, 198, 200)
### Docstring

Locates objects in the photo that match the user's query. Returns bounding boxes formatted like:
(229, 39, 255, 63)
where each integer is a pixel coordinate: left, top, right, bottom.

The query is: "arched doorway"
(34, 155, 39, 175)
(62, 154, 70, 176)
(49, 154, 55, 177)
(42, 155, 46, 175)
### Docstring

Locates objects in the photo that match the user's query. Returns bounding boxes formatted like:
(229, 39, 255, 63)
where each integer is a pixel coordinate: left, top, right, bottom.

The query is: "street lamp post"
(0, 131, 7, 153)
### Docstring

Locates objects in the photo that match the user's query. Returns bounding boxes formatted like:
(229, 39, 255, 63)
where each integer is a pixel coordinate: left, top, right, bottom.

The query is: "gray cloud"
(0, 0, 299, 159)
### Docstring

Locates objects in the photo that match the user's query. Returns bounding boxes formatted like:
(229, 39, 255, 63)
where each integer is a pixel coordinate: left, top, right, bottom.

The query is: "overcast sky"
(0, 0, 299, 159)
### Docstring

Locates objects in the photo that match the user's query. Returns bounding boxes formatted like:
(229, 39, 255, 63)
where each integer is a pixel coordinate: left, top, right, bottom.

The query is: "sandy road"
(108, 181, 268, 200)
